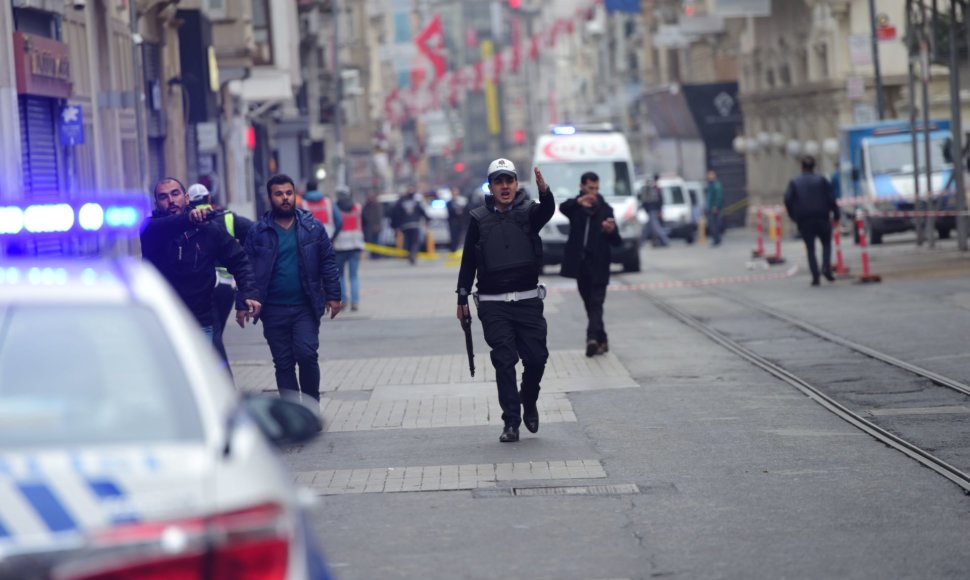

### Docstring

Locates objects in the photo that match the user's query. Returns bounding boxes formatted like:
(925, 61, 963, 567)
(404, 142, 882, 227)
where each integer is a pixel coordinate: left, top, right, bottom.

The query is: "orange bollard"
(832, 220, 850, 277)
(855, 214, 882, 284)
(752, 207, 765, 258)
(765, 210, 786, 265)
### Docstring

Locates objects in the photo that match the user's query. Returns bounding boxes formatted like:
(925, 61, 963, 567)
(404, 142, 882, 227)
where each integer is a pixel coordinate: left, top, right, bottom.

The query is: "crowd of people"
(144, 157, 840, 444)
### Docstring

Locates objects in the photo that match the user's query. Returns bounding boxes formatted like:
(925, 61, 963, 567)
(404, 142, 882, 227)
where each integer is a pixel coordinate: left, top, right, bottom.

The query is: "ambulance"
(533, 124, 643, 272)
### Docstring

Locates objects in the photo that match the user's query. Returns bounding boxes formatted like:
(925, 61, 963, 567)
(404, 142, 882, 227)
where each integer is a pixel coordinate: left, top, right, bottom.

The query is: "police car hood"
(0, 437, 291, 572)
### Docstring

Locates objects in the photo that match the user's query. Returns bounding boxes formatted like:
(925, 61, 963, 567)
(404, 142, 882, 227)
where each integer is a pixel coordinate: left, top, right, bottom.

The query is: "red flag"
(415, 15, 447, 80)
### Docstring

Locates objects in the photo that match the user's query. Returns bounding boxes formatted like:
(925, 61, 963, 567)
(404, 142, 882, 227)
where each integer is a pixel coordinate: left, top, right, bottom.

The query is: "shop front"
(12, 32, 72, 201)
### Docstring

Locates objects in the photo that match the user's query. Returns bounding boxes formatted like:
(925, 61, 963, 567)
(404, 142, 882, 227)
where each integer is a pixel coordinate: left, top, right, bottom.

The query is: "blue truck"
(839, 119, 954, 243)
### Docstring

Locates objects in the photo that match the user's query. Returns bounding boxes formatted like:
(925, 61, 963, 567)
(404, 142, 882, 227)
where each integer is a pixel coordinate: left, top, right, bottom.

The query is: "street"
(226, 236, 970, 580)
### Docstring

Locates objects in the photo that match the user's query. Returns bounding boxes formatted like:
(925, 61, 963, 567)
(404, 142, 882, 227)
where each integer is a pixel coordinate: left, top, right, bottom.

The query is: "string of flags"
(384, 1, 602, 126)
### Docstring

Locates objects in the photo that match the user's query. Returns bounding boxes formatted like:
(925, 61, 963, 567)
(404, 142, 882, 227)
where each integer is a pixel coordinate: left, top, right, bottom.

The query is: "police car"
(0, 200, 331, 579)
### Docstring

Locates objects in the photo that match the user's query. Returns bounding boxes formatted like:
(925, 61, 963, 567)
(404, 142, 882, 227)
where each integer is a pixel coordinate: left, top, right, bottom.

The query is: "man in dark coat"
(244, 174, 342, 403)
(559, 172, 622, 357)
(784, 155, 840, 286)
(141, 177, 261, 346)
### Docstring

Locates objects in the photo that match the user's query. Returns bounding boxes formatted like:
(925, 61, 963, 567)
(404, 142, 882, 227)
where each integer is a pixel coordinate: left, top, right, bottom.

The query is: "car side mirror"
(243, 395, 322, 447)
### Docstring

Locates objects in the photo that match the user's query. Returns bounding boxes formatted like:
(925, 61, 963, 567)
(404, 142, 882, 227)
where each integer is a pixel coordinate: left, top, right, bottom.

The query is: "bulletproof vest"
(471, 205, 542, 273)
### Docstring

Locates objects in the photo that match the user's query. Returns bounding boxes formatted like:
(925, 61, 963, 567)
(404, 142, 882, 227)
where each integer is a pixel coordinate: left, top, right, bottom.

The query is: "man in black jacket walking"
(784, 156, 840, 286)
(245, 174, 342, 403)
(456, 159, 555, 443)
(560, 172, 622, 357)
(141, 177, 261, 346)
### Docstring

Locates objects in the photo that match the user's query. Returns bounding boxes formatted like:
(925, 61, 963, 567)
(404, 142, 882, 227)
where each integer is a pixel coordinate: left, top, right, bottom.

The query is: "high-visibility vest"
(303, 196, 336, 238)
(333, 203, 365, 251)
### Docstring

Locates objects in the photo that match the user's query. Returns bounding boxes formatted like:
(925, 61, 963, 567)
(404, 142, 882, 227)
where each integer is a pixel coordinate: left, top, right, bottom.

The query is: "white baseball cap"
(487, 158, 517, 180)
(186, 183, 210, 203)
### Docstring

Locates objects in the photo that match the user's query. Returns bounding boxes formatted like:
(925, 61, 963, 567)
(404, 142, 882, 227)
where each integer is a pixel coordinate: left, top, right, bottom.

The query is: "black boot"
(499, 424, 519, 442)
(523, 402, 539, 433)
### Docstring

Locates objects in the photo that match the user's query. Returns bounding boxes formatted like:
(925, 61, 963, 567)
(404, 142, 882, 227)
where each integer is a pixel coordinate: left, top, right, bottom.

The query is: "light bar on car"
(0, 197, 150, 236)
(552, 125, 577, 135)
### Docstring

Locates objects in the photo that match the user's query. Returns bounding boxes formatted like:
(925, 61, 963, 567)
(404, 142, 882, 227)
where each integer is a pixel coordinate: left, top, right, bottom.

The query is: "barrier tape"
(544, 265, 799, 293)
(866, 210, 970, 218)
(363, 242, 463, 262)
(836, 191, 958, 207)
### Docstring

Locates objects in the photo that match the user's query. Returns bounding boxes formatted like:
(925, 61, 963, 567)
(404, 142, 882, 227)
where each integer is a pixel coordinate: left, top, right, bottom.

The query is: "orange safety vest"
(333, 203, 365, 251)
(303, 196, 336, 237)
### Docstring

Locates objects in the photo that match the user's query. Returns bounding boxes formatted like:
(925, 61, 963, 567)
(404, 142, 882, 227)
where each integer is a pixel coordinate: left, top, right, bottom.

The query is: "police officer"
(456, 159, 555, 443)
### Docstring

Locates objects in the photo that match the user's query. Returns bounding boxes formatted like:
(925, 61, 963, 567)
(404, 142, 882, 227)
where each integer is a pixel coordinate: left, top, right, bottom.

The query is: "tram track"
(640, 286, 970, 493)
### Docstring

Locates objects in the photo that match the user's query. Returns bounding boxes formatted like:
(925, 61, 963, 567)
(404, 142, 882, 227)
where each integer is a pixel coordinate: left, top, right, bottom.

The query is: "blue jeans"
(260, 303, 321, 401)
(708, 211, 723, 245)
(201, 325, 214, 342)
(335, 250, 361, 306)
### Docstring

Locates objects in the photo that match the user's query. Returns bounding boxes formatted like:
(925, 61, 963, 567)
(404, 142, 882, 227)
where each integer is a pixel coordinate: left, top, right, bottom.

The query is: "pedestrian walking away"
(390, 186, 428, 264)
(361, 191, 384, 259)
(332, 186, 365, 311)
(642, 174, 669, 247)
(141, 177, 261, 350)
(705, 169, 724, 246)
(185, 182, 255, 379)
(302, 180, 342, 240)
(245, 174, 342, 405)
(784, 155, 840, 286)
(456, 159, 555, 443)
(559, 172, 622, 358)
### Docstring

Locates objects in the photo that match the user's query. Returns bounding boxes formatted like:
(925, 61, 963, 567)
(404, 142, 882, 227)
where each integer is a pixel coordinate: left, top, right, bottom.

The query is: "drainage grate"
(512, 484, 640, 497)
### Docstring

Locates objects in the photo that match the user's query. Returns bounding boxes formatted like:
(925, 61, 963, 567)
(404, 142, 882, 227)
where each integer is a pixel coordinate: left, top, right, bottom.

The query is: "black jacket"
(244, 208, 341, 319)
(559, 194, 622, 285)
(456, 188, 555, 303)
(784, 173, 840, 222)
(140, 212, 258, 326)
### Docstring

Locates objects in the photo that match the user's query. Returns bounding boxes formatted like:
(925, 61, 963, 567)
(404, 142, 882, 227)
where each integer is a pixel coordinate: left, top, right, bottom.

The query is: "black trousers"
(261, 303, 322, 402)
(577, 269, 607, 344)
(798, 218, 833, 281)
(212, 283, 236, 379)
(478, 298, 549, 427)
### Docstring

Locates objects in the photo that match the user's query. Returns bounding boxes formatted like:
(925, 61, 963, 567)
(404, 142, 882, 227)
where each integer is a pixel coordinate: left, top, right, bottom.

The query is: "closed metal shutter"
(18, 96, 60, 202)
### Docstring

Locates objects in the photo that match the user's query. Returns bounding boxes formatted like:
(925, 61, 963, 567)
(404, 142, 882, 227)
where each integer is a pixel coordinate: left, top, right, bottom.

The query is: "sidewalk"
(225, 238, 970, 580)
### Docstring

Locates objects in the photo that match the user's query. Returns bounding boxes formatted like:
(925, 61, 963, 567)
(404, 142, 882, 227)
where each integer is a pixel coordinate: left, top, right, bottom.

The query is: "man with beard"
(456, 159, 555, 443)
(245, 174, 342, 404)
(141, 177, 261, 344)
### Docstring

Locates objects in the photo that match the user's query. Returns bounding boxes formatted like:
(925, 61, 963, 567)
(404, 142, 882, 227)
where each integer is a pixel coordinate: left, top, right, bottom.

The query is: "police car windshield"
(0, 305, 204, 448)
(537, 162, 633, 199)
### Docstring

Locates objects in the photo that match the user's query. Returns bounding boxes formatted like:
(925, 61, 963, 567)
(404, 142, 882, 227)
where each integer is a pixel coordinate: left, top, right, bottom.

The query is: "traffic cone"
(765, 210, 786, 265)
(855, 215, 881, 284)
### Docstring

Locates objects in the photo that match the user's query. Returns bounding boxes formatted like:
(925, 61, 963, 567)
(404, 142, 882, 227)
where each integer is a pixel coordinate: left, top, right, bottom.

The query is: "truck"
(533, 124, 643, 272)
(839, 119, 954, 243)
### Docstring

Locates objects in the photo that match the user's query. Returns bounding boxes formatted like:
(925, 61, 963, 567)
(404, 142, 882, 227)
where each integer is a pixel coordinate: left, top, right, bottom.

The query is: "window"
(0, 305, 204, 448)
(251, 0, 273, 65)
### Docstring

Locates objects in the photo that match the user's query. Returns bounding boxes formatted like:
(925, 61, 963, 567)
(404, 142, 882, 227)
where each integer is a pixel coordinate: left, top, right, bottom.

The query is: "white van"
(534, 124, 643, 272)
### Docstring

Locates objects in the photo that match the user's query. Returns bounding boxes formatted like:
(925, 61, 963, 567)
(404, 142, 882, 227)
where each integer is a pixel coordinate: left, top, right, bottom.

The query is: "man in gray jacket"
(784, 156, 840, 286)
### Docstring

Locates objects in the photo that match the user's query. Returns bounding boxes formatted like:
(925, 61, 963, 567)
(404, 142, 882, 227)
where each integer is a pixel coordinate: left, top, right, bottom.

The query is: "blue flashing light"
(24, 204, 74, 233)
(1, 267, 21, 285)
(481, 181, 490, 194)
(0, 196, 148, 236)
(104, 206, 141, 228)
(0, 207, 24, 234)
(78, 203, 105, 231)
(26, 267, 68, 286)
(552, 125, 577, 135)
(430, 199, 447, 209)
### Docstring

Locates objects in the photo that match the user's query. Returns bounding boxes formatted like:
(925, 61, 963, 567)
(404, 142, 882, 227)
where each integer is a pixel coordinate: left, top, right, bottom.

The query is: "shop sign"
(13, 32, 73, 99)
